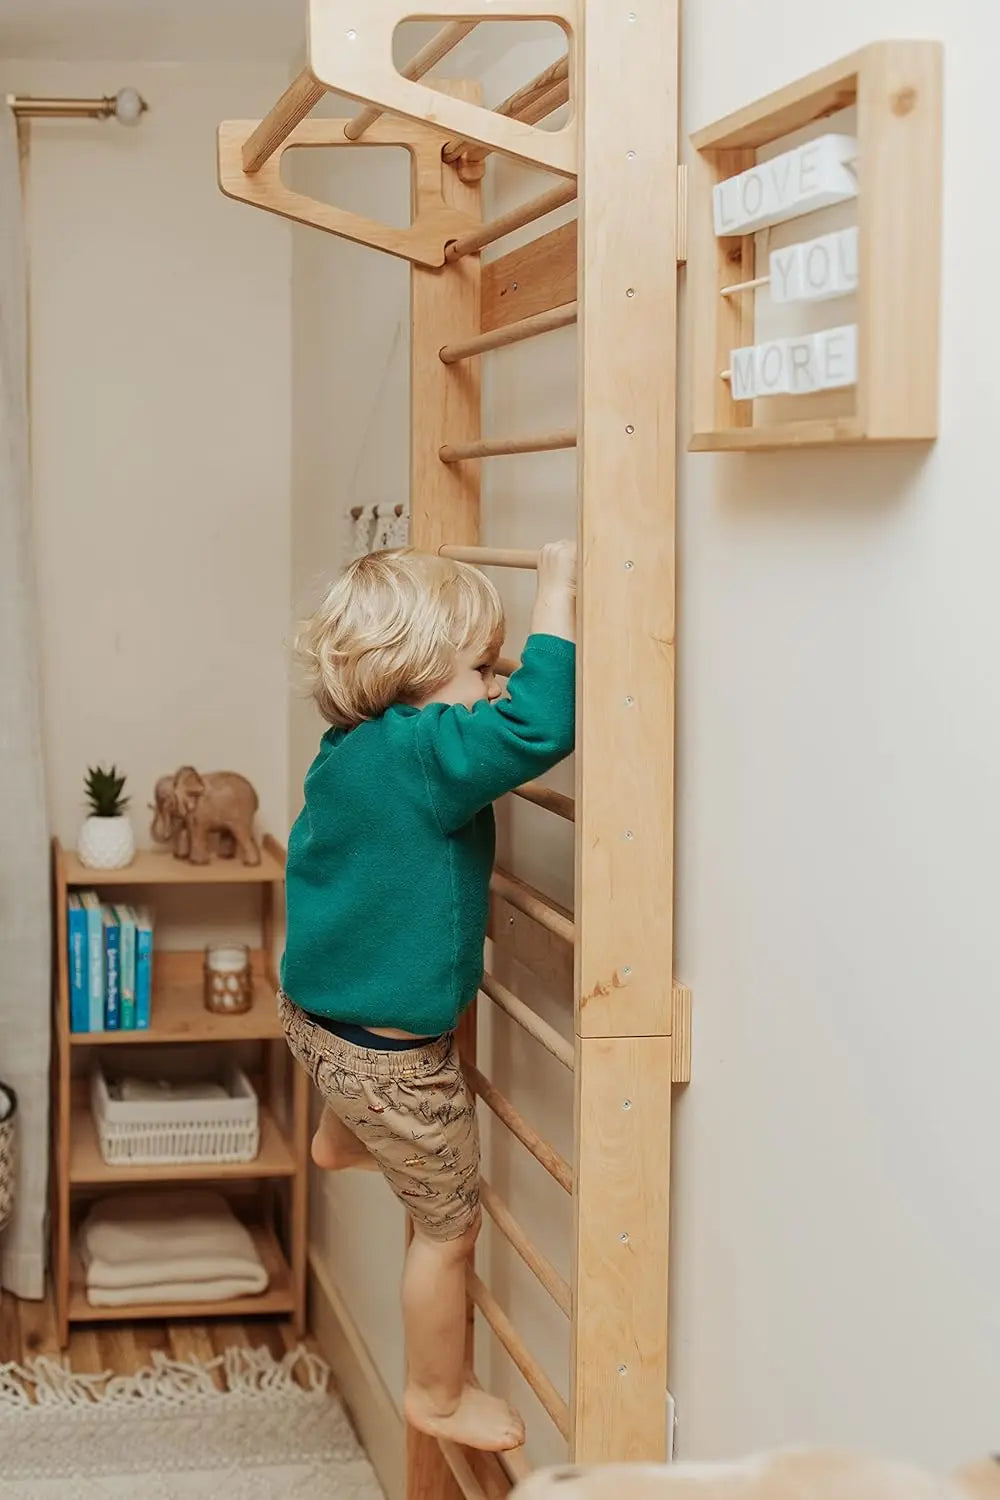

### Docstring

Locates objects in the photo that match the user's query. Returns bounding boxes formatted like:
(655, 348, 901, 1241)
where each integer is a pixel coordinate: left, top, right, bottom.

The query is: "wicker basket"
(0, 1082, 16, 1233)
(90, 1062, 259, 1167)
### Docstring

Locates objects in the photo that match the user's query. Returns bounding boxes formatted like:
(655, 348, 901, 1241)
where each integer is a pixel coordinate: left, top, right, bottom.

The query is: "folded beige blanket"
(78, 1190, 269, 1305)
(84, 1275, 268, 1307)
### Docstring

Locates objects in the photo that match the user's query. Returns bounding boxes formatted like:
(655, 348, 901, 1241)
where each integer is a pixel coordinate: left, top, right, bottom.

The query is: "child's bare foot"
(404, 1382, 525, 1452)
(310, 1107, 377, 1171)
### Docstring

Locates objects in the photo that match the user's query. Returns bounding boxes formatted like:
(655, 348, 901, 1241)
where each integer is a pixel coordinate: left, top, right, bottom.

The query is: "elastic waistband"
(307, 1013, 435, 1052)
(279, 992, 454, 1080)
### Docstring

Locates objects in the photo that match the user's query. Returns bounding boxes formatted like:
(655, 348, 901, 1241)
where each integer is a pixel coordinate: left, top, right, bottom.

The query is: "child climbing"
(280, 541, 576, 1453)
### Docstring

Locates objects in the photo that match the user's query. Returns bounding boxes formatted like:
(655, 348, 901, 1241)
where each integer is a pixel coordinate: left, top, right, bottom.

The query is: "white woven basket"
(90, 1062, 259, 1166)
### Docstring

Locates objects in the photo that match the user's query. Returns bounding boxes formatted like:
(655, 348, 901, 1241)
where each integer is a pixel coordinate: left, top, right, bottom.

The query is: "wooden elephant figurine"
(150, 775, 235, 859)
(149, 768, 260, 866)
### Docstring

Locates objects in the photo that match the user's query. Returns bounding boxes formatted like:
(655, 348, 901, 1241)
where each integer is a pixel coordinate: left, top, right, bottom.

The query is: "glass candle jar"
(203, 943, 253, 1015)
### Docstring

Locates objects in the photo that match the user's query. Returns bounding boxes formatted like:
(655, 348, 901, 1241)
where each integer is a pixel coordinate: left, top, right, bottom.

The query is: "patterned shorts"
(279, 993, 481, 1242)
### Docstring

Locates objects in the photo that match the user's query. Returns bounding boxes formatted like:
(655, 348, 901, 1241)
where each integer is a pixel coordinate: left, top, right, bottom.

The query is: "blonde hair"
(296, 549, 505, 728)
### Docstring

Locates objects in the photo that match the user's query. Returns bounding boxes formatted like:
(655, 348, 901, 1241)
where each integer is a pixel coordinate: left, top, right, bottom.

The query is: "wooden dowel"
(241, 69, 327, 174)
(495, 656, 519, 679)
(459, 80, 569, 173)
(438, 1439, 488, 1500)
(467, 1269, 570, 1437)
(720, 273, 770, 297)
(440, 429, 576, 463)
(343, 22, 478, 140)
(440, 545, 539, 569)
(464, 1061, 572, 1194)
(439, 301, 577, 364)
(512, 780, 575, 822)
(481, 972, 574, 1071)
(442, 54, 569, 163)
(490, 868, 575, 946)
(445, 181, 577, 263)
(479, 1178, 571, 1317)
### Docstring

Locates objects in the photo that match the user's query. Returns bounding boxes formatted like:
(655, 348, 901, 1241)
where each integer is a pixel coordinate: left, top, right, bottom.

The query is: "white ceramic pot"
(77, 815, 136, 870)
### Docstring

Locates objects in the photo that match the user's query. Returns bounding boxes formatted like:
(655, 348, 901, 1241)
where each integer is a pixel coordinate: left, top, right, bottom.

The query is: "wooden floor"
(0, 1283, 305, 1383)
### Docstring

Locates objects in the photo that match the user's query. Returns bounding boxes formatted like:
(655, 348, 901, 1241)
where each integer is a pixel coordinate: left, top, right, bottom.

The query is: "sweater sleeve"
(414, 633, 576, 832)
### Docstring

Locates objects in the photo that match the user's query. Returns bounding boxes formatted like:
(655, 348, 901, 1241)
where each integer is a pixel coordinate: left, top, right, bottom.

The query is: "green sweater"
(282, 633, 575, 1035)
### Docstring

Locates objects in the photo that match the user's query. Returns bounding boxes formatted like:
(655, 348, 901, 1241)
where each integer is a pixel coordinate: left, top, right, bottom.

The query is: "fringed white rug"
(0, 1344, 386, 1499)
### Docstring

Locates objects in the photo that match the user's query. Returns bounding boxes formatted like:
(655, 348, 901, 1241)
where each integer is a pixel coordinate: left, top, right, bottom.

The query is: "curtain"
(0, 110, 51, 1299)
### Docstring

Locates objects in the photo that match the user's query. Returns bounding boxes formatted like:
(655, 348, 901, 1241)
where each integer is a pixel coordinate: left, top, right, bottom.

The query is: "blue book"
(134, 907, 153, 1030)
(79, 892, 104, 1032)
(115, 904, 137, 1030)
(67, 895, 89, 1033)
(103, 907, 121, 1031)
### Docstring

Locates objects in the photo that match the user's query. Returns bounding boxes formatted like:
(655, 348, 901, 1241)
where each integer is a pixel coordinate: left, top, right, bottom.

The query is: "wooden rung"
(495, 656, 519, 679)
(479, 1177, 571, 1317)
(512, 779, 575, 822)
(439, 546, 539, 569)
(467, 1269, 570, 1437)
(440, 430, 576, 464)
(438, 302, 578, 364)
(464, 1060, 572, 1194)
(445, 181, 577, 262)
(481, 972, 574, 1071)
(438, 1439, 488, 1500)
(442, 54, 569, 164)
(343, 21, 479, 141)
(241, 69, 326, 174)
(491, 868, 575, 946)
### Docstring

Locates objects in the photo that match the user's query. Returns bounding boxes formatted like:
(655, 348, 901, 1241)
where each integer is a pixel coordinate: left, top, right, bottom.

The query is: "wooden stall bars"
(217, 3, 684, 1493)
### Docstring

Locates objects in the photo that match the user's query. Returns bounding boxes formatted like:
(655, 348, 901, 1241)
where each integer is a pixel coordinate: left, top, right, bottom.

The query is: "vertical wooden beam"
(406, 78, 482, 1500)
(572, 0, 678, 1465)
(856, 40, 942, 441)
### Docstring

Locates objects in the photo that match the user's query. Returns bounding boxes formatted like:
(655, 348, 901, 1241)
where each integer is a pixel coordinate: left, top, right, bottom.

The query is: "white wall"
(3, 59, 293, 849)
(674, 0, 999, 1469)
(289, 0, 1000, 1478)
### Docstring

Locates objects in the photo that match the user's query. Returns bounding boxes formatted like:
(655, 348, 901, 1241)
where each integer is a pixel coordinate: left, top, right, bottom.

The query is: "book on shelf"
(134, 906, 153, 1030)
(80, 892, 104, 1033)
(67, 895, 88, 1033)
(115, 904, 137, 1030)
(103, 908, 121, 1031)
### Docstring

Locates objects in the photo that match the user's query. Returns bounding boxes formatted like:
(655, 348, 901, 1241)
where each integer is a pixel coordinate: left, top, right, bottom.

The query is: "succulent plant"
(84, 765, 130, 819)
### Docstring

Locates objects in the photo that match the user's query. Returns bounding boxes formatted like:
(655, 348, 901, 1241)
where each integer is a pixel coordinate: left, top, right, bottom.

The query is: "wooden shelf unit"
(51, 834, 307, 1344)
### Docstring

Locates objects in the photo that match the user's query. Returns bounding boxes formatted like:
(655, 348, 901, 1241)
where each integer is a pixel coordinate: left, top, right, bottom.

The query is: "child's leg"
(402, 1217, 524, 1452)
(311, 1105, 378, 1171)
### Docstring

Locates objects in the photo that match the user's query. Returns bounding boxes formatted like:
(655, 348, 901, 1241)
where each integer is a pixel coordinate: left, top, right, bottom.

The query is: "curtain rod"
(6, 90, 148, 125)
